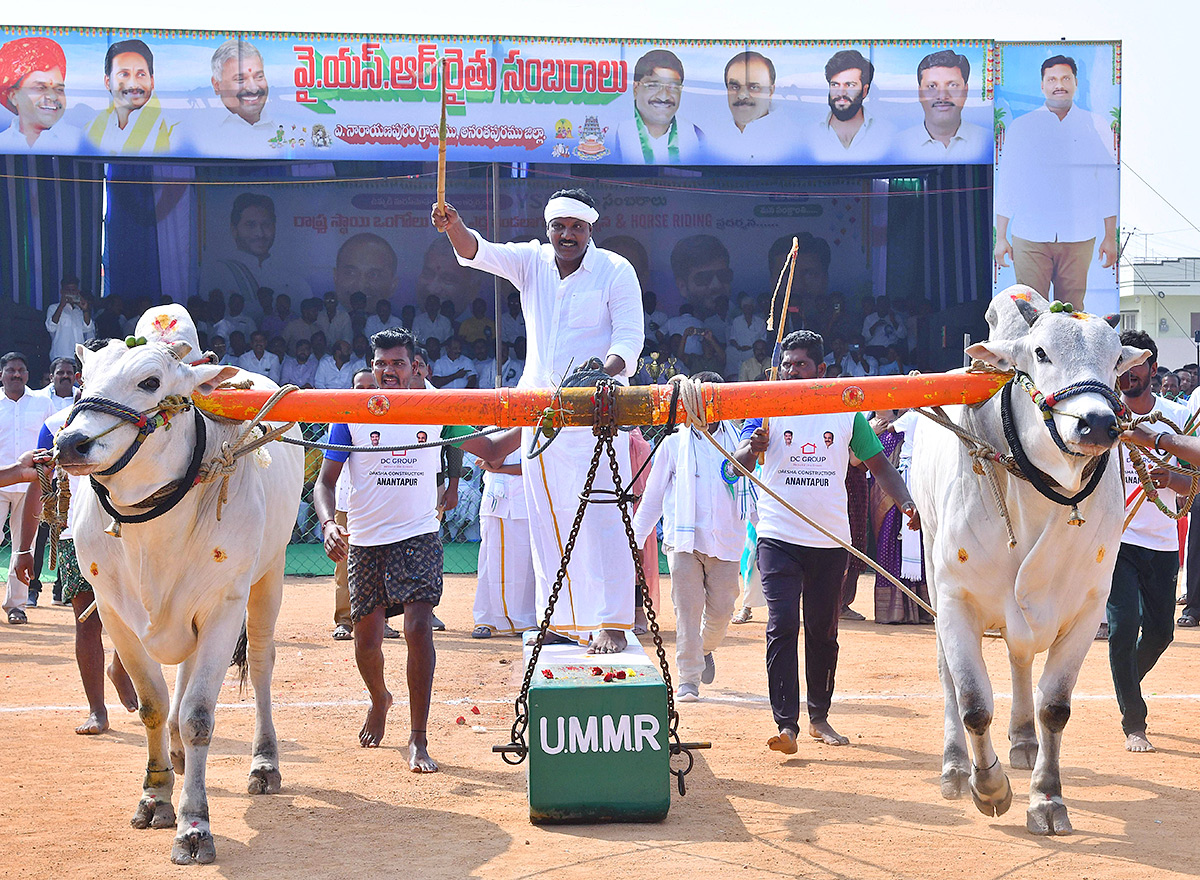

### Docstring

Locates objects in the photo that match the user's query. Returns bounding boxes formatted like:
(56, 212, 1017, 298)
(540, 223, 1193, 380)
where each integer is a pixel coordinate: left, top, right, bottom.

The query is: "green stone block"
(525, 637, 670, 823)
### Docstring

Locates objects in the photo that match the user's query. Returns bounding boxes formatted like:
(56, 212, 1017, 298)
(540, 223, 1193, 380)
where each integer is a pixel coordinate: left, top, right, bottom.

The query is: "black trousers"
(1107, 543, 1177, 736)
(758, 538, 848, 731)
(1182, 514, 1200, 621)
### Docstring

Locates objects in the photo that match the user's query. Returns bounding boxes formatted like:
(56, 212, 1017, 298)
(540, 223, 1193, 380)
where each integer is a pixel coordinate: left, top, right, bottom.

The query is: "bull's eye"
(1035, 347, 1051, 364)
(138, 377, 161, 393)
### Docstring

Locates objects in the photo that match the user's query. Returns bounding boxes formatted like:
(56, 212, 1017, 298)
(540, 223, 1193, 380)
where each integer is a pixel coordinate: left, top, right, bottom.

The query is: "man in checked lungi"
(313, 327, 517, 771)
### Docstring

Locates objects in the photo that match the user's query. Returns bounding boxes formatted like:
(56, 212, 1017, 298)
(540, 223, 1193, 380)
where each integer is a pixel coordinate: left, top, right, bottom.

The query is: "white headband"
(544, 196, 599, 226)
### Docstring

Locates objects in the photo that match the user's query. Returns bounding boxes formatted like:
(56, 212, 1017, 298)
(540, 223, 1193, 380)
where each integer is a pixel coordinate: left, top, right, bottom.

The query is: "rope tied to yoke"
(668, 375, 937, 619)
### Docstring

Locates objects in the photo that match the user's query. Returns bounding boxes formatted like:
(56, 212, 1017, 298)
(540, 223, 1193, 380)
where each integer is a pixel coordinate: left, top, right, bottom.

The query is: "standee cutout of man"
(994, 54, 1118, 309)
(433, 188, 644, 653)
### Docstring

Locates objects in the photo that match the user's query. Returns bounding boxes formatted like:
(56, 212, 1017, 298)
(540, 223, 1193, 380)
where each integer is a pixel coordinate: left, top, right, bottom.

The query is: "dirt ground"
(1, 572, 1197, 880)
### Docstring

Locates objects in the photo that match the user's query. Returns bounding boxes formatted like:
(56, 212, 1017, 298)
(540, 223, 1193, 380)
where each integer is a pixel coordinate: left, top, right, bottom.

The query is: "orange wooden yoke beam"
(195, 371, 1009, 427)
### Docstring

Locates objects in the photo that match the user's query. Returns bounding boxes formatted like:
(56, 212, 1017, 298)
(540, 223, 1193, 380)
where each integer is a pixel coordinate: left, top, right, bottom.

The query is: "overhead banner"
(0, 29, 1001, 166)
(197, 172, 875, 317)
(992, 42, 1120, 314)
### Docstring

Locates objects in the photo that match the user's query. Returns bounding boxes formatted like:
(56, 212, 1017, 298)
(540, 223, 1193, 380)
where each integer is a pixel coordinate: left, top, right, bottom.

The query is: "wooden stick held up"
(437, 59, 449, 216)
(759, 236, 799, 464)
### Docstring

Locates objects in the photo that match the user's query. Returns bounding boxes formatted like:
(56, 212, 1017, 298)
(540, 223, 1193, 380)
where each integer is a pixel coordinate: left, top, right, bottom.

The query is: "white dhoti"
(522, 426, 635, 642)
(473, 514, 536, 634)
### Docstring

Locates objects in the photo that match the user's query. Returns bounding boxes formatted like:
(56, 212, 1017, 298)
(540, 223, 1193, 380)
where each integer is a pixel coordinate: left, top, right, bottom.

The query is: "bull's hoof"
(1009, 741, 1039, 771)
(171, 829, 216, 865)
(941, 766, 970, 800)
(131, 797, 175, 830)
(248, 766, 281, 795)
(1027, 799, 1073, 835)
(969, 770, 1013, 817)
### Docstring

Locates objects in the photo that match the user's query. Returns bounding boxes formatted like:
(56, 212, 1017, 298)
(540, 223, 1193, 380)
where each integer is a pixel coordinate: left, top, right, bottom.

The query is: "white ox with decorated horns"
(55, 306, 303, 864)
(911, 286, 1150, 835)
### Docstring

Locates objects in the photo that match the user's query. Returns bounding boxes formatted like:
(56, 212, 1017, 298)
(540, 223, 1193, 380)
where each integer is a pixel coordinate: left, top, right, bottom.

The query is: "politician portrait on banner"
(0, 36, 82, 152)
(993, 42, 1120, 313)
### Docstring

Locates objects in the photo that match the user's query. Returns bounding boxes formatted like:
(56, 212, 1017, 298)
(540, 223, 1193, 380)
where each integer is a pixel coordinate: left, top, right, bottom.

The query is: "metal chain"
(500, 429, 607, 765)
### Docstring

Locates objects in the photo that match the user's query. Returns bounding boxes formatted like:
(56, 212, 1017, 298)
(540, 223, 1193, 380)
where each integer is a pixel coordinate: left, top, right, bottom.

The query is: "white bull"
(911, 288, 1150, 835)
(57, 331, 302, 864)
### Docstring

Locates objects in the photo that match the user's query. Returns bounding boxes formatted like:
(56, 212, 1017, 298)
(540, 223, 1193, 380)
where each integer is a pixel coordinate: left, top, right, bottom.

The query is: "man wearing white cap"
(432, 189, 644, 653)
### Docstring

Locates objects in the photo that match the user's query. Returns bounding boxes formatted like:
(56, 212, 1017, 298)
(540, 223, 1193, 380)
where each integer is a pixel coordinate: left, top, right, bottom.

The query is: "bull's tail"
(229, 617, 249, 695)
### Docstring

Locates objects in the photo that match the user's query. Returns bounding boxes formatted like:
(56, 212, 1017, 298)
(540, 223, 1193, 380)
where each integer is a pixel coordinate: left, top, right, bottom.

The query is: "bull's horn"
(1103, 313, 1120, 329)
(167, 341, 192, 361)
(1013, 298, 1041, 327)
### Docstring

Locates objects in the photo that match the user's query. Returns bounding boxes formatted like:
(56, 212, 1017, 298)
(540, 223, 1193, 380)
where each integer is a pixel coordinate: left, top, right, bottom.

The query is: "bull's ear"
(75, 342, 90, 366)
(190, 363, 242, 395)
(966, 338, 1021, 371)
(1117, 346, 1152, 377)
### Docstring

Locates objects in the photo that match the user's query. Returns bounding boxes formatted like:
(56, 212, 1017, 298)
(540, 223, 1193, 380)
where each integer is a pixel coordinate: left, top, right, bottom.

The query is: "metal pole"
(492, 162, 502, 387)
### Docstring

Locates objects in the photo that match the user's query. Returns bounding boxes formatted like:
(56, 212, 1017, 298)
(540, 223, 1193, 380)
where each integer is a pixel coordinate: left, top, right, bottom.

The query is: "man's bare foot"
(359, 691, 392, 747)
(409, 733, 439, 773)
(809, 720, 849, 745)
(75, 710, 109, 735)
(633, 607, 649, 636)
(108, 661, 138, 712)
(1126, 731, 1156, 752)
(587, 629, 627, 654)
(767, 728, 798, 754)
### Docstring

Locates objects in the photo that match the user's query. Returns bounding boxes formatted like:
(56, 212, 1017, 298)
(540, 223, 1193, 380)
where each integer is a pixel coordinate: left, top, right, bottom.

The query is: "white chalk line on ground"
(2, 692, 1199, 714)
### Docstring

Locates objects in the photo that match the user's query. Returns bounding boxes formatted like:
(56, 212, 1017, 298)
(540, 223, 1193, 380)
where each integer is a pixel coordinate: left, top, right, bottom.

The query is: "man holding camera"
(44, 276, 94, 361)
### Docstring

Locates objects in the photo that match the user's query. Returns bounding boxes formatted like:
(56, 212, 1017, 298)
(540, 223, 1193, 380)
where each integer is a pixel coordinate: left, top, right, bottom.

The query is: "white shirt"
(500, 357, 524, 387)
(500, 311, 526, 347)
(190, 108, 280, 155)
(412, 312, 454, 347)
(705, 111, 794, 164)
(631, 425, 747, 561)
(317, 308, 354, 347)
(236, 350, 281, 383)
(458, 232, 643, 389)
(199, 251, 312, 308)
(0, 117, 82, 152)
(994, 104, 1118, 243)
(807, 109, 895, 164)
(364, 313, 399, 339)
(0, 389, 55, 499)
(315, 356, 356, 389)
(433, 354, 477, 389)
(481, 449, 527, 520)
(474, 357, 497, 390)
(215, 314, 257, 346)
(614, 113, 704, 164)
(45, 302, 94, 360)
(331, 422, 443, 546)
(837, 353, 878, 377)
(896, 119, 991, 163)
(726, 312, 765, 373)
(34, 386, 76, 414)
(1122, 395, 1190, 552)
(281, 355, 318, 388)
(644, 308, 669, 342)
(753, 411, 861, 547)
(664, 313, 705, 355)
(88, 99, 176, 155)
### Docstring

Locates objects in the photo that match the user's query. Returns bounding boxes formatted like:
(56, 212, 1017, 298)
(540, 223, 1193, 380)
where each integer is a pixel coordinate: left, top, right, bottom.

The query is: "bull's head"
(56, 339, 239, 479)
(967, 294, 1149, 477)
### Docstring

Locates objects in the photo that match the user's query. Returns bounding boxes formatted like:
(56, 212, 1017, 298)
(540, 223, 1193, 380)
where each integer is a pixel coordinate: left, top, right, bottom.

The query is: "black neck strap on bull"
(1002, 378, 1109, 525)
(90, 406, 208, 535)
(1011, 370, 1126, 458)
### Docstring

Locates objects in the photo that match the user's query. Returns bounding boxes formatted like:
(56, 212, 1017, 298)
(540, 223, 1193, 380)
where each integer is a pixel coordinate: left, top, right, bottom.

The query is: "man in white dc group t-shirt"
(313, 327, 518, 771)
(735, 330, 919, 754)
(1109, 330, 1189, 754)
(432, 188, 644, 654)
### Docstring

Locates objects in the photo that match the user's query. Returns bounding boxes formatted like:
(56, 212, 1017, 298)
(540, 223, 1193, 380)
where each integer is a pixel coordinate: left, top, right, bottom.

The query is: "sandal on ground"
(383, 624, 400, 639)
(7, 608, 28, 625)
(1178, 614, 1198, 628)
(472, 625, 493, 639)
(431, 615, 446, 632)
(331, 624, 353, 641)
(730, 606, 752, 625)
